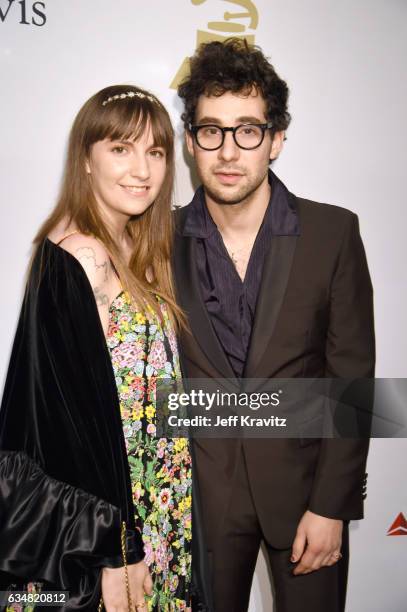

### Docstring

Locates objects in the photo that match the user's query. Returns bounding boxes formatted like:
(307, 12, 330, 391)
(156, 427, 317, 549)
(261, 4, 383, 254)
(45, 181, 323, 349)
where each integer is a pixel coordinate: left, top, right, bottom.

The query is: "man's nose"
(218, 130, 240, 162)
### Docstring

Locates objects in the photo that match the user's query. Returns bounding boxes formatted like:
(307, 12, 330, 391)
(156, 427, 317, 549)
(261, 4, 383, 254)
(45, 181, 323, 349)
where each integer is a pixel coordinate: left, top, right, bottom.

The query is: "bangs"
(87, 97, 173, 152)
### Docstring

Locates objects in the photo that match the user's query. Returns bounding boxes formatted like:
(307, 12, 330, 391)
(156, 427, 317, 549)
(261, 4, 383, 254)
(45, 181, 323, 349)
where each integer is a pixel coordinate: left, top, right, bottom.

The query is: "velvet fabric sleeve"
(0, 239, 144, 608)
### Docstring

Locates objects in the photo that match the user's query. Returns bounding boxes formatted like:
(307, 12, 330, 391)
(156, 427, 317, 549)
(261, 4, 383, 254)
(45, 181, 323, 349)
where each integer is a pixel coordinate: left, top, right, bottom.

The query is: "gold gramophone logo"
(170, 0, 259, 89)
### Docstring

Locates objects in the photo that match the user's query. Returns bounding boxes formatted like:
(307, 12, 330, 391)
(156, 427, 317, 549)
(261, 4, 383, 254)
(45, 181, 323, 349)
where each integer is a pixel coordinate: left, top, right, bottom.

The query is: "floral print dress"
(106, 291, 192, 611)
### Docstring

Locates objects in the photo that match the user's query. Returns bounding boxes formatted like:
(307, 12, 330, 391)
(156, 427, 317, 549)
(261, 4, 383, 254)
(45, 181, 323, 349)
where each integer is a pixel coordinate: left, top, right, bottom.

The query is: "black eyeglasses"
(189, 121, 273, 151)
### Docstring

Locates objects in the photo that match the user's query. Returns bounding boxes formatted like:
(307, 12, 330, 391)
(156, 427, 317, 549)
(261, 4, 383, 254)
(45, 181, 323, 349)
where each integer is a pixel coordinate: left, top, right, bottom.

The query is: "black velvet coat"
(0, 239, 145, 609)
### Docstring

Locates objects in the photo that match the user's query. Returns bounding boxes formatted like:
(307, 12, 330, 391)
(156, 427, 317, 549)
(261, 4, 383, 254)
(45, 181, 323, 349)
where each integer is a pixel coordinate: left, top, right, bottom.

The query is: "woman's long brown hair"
(33, 84, 184, 328)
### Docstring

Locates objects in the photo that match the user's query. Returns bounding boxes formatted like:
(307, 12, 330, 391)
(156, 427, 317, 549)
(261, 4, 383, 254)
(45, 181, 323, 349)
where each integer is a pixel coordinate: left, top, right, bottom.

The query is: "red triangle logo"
(387, 512, 407, 536)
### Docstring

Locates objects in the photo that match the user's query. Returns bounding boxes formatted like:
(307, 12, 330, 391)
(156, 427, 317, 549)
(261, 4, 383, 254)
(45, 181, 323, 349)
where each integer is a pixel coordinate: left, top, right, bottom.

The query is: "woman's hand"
(102, 560, 153, 611)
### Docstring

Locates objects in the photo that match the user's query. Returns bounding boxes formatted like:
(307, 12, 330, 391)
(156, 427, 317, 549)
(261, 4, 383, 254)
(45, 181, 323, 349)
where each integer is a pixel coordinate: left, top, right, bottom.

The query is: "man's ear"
(185, 130, 195, 158)
(270, 130, 285, 161)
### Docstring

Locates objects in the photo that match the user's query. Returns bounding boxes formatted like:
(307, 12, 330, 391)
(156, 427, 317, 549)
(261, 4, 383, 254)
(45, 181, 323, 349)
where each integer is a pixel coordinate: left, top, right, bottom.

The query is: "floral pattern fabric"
(107, 291, 192, 611)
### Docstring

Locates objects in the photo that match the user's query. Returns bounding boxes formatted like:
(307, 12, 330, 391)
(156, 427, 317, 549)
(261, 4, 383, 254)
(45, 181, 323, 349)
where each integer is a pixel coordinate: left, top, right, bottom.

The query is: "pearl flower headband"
(102, 90, 161, 107)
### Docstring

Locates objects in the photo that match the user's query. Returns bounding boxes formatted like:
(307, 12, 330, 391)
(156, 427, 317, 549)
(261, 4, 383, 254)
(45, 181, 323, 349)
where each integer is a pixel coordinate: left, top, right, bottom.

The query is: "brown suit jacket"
(173, 192, 375, 549)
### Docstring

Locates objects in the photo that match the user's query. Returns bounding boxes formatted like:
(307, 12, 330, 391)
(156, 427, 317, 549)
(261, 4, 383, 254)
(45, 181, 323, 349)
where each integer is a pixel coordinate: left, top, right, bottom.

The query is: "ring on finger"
(331, 552, 342, 560)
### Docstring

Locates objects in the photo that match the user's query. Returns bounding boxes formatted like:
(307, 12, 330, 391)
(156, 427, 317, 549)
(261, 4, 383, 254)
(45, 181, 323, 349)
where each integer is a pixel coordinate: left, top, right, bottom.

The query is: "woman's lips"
(120, 185, 150, 196)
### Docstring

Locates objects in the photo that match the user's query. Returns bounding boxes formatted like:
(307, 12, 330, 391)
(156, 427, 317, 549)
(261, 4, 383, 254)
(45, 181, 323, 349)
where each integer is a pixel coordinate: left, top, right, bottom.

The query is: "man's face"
(186, 89, 284, 206)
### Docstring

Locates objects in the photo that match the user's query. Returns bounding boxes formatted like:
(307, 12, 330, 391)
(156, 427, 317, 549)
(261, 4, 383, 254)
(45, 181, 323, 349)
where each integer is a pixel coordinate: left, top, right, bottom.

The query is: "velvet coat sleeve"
(0, 239, 144, 609)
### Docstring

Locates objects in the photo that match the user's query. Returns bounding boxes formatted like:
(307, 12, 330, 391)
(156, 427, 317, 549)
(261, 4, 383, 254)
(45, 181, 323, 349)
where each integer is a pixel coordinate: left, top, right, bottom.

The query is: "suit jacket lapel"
(243, 181, 300, 378)
(174, 231, 236, 379)
(243, 235, 298, 378)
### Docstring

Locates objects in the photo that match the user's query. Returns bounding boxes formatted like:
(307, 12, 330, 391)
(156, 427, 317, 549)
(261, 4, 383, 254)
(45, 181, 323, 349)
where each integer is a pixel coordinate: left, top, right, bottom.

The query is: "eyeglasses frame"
(188, 121, 274, 151)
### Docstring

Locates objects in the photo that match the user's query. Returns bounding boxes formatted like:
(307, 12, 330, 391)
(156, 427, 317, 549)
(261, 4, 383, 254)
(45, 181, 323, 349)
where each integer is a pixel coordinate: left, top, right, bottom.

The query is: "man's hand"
(291, 510, 343, 575)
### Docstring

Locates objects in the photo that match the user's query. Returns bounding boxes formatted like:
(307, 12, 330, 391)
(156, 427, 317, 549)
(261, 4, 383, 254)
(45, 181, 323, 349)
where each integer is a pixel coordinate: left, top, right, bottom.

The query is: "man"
(174, 39, 374, 612)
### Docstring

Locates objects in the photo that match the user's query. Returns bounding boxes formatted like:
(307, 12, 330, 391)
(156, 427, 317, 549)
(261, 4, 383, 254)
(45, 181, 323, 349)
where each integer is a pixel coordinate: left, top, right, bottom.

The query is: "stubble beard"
(201, 167, 269, 207)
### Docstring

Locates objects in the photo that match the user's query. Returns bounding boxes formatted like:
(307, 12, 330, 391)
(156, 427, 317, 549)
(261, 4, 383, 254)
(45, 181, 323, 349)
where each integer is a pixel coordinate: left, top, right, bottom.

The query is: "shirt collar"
(182, 169, 300, 238)
(182, 185, 216, 239)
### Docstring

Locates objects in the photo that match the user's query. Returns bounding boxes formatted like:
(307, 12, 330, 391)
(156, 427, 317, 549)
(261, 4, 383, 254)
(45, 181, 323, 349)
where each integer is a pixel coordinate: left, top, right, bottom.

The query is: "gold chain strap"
(121, 521, 133, 610)
(98, 521, 133, 611)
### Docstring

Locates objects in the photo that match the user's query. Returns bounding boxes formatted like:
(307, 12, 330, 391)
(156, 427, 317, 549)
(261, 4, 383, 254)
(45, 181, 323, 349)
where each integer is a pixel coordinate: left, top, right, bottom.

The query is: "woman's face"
(86, 125, 167, 224)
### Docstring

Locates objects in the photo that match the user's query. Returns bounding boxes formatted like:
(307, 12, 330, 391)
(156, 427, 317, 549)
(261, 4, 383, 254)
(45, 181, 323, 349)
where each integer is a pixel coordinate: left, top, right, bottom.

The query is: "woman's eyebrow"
(110, 139, 134, 145)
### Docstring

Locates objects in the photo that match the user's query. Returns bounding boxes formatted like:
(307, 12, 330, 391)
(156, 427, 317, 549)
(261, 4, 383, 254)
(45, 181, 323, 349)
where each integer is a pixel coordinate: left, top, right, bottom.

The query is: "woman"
(0, 85, 192, 611)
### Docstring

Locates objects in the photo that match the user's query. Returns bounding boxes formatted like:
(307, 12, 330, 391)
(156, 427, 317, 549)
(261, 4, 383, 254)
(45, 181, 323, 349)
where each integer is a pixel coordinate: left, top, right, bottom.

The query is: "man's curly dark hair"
(178, 38, 291, 133)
